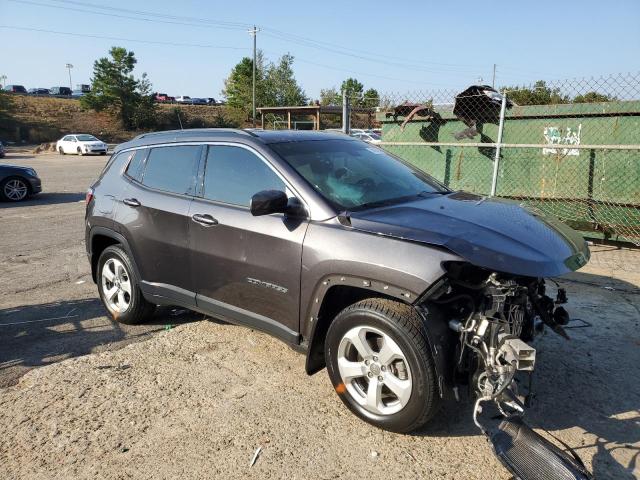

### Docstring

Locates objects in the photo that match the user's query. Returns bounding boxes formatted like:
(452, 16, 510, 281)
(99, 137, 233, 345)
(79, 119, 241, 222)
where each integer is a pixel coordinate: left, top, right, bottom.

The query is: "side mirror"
(250, 190, 288, 216)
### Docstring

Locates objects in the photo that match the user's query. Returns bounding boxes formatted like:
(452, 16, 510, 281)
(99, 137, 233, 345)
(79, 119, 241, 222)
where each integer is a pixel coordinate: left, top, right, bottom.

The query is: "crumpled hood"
(347, 192, 590, 277)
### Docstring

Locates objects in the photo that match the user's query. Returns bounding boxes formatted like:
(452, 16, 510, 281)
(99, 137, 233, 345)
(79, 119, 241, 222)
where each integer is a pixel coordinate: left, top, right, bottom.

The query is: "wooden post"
(316, 108, 321, 130)
(260, 111, 264, 130)
(287, 110, 291, 129)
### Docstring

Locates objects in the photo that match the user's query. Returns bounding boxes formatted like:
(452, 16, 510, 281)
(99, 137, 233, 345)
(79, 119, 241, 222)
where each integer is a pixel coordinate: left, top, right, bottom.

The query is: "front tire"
(77, 147, 84, 156)
(0, 177, 29, 202)
(97, 245, 155, 324)
(325, 298, 439, 433)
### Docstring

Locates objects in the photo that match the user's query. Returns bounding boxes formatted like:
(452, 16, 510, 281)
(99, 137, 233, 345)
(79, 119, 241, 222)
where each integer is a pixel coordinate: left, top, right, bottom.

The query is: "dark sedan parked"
(0, 164, 42, 201)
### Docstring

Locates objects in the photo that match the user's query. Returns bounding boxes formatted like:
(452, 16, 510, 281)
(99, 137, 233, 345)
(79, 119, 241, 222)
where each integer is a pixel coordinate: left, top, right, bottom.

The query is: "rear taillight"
(85, 188, 94, 204)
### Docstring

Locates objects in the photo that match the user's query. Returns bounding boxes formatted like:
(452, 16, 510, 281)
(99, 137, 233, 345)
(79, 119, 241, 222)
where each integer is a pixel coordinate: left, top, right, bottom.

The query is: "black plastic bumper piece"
(489, 417, 593, 480)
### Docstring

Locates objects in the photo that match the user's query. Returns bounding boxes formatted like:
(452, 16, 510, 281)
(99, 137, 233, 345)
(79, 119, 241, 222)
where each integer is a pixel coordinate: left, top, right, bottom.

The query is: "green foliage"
(319, 87, 341, 106)
(341, 78, 364, 103)
(131, 73, 157, 129)
(319, 79, 379, 107)
(504, 80, 570, 105)
(573, 91, 615, 103)
(363, 88, 380, 107)
(222, 51, 306, 114)
(504, 81, 617, 105)
(222, 52, 267, 112)
(81, 47, 156, 130)
(264, 54, 307, 107)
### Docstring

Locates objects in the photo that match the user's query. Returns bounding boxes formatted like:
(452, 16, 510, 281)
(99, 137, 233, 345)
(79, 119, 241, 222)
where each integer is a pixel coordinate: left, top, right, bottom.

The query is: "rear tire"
(325, 298, 439, 433)
(97, 245, 155, 324)
(58, 146, 65, 155)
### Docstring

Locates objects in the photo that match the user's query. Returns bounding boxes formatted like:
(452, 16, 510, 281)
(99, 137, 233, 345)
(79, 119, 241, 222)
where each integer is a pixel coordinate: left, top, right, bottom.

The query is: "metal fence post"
(490, 91, 508, 196)
(342, 91, 350, 135)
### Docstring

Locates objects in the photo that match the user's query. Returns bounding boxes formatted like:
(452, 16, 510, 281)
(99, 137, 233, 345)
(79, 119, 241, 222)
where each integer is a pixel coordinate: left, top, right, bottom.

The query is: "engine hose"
(491, 360, 518, 399)
(432, 294, 476, 314)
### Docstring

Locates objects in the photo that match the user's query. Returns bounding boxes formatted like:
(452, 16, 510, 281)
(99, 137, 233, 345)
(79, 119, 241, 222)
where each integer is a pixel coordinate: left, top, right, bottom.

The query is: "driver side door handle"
(191, 213, 218, 227)
(123, 198, 141, 207)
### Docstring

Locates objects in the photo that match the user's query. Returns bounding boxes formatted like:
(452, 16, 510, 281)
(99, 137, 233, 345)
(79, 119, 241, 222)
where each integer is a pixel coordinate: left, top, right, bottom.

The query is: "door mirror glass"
(250, 190, 288, 216)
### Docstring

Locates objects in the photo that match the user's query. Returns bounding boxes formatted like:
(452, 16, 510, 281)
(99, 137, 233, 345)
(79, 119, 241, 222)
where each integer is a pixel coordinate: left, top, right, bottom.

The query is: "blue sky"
(2, 0, 639, 99)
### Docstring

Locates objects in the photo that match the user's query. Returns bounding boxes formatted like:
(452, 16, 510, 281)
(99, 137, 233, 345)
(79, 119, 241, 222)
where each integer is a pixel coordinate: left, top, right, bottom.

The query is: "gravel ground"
(1, 151, 639, 479)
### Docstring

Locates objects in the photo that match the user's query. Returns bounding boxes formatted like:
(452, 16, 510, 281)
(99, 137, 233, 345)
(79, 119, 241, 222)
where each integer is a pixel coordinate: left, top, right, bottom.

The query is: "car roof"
(114, 128, 355, 152)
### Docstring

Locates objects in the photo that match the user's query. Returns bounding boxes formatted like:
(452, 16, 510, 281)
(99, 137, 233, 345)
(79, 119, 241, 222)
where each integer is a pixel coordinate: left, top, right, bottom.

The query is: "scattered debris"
(369, 451, 379, 459)
(249, 446, 262, 467)
(164, 324, 174, 331)
(75, 280, 86, 285)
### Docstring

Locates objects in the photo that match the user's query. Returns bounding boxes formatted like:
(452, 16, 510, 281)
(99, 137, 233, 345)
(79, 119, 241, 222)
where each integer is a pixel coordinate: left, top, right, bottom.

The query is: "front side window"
(203, 146, 285, 207)
(271, 139, 448, 210)
(142, 145, 201, 195)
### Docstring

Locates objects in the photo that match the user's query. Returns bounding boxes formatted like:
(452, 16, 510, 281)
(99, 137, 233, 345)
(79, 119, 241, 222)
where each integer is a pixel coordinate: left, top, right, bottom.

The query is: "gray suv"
(85, 129, 593, 478)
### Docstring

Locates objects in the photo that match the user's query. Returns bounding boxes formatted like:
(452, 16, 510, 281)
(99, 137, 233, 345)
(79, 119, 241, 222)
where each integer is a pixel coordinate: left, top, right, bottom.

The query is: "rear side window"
(142, 145, 201, 195)
(125, 149, 147, 182)
(203, 146, 285, 207)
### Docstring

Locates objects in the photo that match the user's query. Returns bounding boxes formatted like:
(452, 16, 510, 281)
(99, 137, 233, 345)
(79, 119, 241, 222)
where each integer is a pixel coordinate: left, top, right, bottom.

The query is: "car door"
(189, 144, 309, 340)
(60, 135, 72, 153)
(116, 144, 202, 307)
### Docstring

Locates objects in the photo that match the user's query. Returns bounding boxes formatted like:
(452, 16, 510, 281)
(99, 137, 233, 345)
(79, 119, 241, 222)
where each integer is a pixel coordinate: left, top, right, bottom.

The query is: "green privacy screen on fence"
(378, 100, 640, 244)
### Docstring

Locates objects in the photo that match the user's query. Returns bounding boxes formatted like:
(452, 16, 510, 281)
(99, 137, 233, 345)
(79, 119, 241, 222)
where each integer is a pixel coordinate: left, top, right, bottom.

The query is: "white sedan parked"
(56, 134, 108, 156)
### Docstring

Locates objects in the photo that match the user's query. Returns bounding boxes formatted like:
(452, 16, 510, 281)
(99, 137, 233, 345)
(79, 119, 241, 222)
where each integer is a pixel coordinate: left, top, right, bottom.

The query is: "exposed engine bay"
(426, 262, 593, 479)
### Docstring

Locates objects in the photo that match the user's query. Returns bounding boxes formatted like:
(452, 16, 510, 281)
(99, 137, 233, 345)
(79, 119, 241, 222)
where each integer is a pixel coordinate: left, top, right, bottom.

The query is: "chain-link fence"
(342, 73, 640, 254)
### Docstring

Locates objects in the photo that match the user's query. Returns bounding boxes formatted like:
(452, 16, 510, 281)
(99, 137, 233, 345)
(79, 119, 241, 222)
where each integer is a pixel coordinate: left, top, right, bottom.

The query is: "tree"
(573, 91, 615, 103)
(363, 88, 379, 107)
(221, 52, 268, 112)
(319, 87, 341, 106)
(81, 47, 155, 129)
(264, 54, 307, 106)
(503, 80, 569, 105)
(131, 73, 157, 129)
(341, 78, 364, 105)
(223, 52, 306, 113)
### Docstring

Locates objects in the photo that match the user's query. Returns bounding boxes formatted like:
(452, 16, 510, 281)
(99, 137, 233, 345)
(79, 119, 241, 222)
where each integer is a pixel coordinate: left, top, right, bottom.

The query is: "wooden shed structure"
(257, 105, 375, 130)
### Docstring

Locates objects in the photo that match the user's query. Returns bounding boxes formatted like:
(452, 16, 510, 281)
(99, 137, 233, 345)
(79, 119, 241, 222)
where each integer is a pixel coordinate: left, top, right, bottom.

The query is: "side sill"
(196, 293, 301, 346)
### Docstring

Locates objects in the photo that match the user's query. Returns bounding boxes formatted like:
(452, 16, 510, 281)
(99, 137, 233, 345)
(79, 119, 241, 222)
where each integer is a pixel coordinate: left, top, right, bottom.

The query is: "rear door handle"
(191, 213, 218, 227)
(123, 198, 141, 207)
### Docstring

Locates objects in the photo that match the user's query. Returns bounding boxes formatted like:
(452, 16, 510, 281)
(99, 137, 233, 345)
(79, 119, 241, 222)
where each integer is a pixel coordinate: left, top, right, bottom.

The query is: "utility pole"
(492, 64, 496, 88)
(0, 74, 6, 89)
(65, 63, 73, 91)
(248, 26, 259, 128)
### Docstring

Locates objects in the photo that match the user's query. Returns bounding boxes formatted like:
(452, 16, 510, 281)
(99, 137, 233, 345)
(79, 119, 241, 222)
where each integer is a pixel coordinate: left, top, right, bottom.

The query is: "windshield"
(76, 135, 98, 142)
(271, 139, 448, 210)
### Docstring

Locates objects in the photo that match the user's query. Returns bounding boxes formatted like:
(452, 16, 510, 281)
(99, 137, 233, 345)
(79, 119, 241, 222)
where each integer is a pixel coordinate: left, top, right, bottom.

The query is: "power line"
(0, 25, 450, 88)
(47, 0, 485, 71)
(44, 0, 252, 29)
(7, 0, 250, 31)
(0, 25, 250, 50)
(7, 0, 484, 75)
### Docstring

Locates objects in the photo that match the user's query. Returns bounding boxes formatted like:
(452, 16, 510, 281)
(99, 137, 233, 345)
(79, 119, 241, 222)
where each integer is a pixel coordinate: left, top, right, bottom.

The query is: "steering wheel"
(356, 177, 376, 190)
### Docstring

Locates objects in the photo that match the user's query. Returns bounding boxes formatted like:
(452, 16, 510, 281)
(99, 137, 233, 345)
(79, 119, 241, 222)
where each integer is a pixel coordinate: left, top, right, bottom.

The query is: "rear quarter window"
(124, 149, 147, 182)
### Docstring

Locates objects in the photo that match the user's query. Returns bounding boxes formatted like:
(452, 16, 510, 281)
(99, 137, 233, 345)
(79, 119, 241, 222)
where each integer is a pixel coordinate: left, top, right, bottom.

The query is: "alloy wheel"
(101, 258, 132, 314)
(337, 325, 412, 415)
(3, 179, 28, 201)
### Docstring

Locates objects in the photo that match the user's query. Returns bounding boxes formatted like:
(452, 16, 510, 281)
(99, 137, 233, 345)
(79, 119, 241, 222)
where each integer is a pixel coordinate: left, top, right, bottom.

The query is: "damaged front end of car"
(421, 261, 593, 480)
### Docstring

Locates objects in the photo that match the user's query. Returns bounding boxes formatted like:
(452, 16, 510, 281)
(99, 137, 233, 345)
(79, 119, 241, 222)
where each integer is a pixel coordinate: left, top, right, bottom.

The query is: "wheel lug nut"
(378, 376, 383, 381)
(381, 365, 386, 371)
(373, 356, 378, 361)
(365, 360, 370, 366)
(368, 372, 373, 378)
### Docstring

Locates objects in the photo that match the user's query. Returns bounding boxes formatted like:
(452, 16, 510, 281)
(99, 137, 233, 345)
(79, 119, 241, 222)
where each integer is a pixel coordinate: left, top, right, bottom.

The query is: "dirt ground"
(0, 150, 638, 479)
